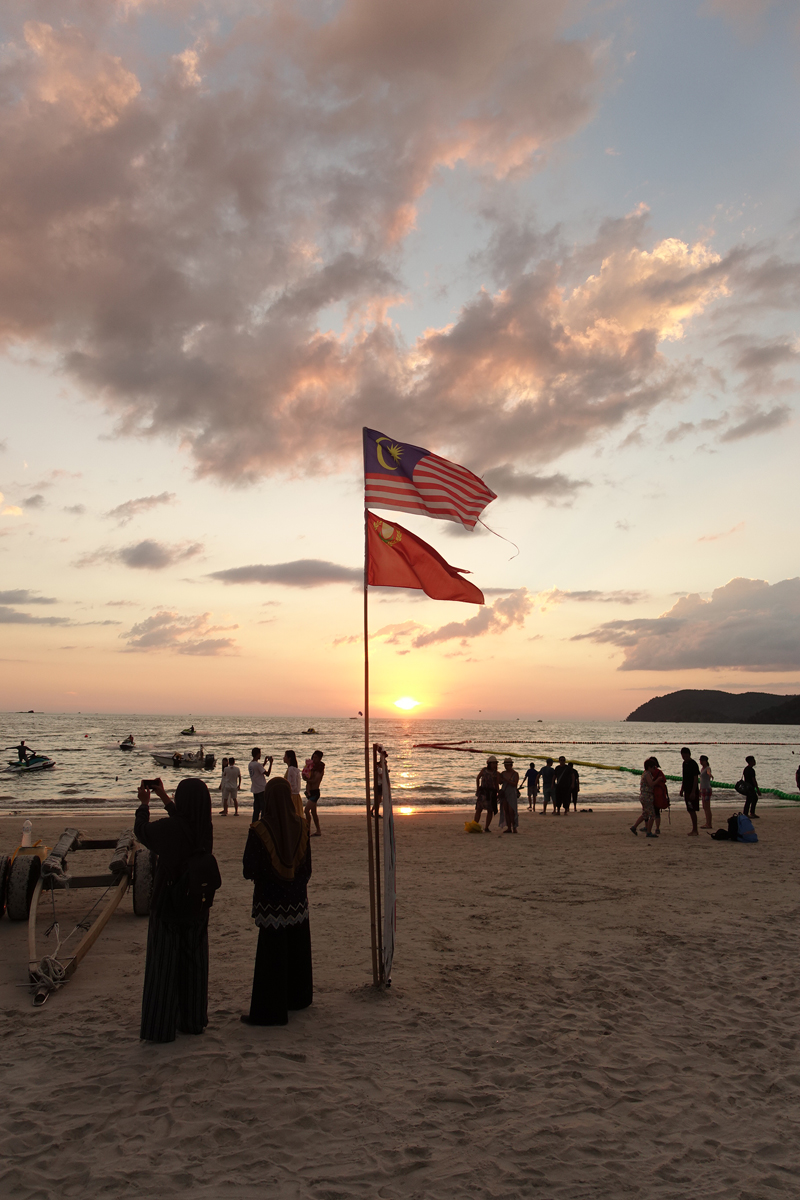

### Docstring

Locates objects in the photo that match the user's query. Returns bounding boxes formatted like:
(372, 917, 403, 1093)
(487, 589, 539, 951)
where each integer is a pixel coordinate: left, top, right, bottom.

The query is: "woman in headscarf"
(241, 776, 312, 1026)
(134, 777, 215, 1043)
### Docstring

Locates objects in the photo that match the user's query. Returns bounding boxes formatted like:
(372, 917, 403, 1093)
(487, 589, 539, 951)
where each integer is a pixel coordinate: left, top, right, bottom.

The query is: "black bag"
(711, 828, 730, 840)
(727, 813, 739, 841)
(734, 779, 747, 796)
(163, 819, 221, 924)
(163, 850, 221, 923)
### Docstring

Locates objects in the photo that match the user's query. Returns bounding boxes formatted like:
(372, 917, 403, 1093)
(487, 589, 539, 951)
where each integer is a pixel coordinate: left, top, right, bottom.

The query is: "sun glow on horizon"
(394, 696, 420, 710)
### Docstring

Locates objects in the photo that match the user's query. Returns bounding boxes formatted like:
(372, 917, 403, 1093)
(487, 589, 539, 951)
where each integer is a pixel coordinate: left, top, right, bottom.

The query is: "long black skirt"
(248, 921, 313, 1026)
(140, 912, 209, 1043)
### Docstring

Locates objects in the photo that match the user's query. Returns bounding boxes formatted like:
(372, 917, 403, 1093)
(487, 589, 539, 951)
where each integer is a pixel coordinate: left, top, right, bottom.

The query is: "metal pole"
(364, 511, 379, 986)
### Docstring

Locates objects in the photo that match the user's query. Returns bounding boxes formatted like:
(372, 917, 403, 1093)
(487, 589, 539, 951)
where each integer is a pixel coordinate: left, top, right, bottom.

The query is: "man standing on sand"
(221, 756, 241, 816)
(305, 749, 325, 836)
(554, 756, 573, 815)
(475, 755, 500, 832)
(680, 746, 700, 837)
(520, 762, 540, 811)
(248, 748, 273, 822)
(539, 758, 555, 813)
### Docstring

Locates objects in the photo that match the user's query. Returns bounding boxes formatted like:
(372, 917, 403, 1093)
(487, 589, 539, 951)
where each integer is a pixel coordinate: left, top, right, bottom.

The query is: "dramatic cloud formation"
(5, 3, 791, 484)
(105, 492, 177, 525)
(412, 587, 532, 647)
(573, 577, 800, 671)
(78, 540, 202, 570)
(210, 561, 362, 587)
(121, 611, 238, 655)
(0, 589, 57, 604)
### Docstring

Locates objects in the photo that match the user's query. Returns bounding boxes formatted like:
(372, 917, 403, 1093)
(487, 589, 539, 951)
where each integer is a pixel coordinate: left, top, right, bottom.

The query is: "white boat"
(150, 748, 215, 770)
(5, 755, 56, 774)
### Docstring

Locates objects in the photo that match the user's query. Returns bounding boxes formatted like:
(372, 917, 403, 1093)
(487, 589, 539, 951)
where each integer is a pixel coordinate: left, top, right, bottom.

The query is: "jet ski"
(180, 726, 196, 736)
(5, 754, 56, 774)
(119, 735, 136, 751)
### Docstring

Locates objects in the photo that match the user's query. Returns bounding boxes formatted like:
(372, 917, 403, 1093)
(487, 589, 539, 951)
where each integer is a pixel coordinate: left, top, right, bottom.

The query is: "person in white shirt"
(220, 756, 242, 816)
(248, 748, 273, 821)
(283, 750, 302, 818)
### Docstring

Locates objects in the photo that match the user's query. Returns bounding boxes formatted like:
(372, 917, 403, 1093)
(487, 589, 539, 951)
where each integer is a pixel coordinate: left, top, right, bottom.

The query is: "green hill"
(626, 690, 797, 724)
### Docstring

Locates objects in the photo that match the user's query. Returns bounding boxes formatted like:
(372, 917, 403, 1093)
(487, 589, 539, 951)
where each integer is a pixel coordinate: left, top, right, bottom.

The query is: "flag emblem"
(363, 427, 496, 529)
(373, 517, 402, 546)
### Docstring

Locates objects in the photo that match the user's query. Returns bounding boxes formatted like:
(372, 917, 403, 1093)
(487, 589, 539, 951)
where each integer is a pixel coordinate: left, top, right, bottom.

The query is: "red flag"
(366, 512, 484, 604)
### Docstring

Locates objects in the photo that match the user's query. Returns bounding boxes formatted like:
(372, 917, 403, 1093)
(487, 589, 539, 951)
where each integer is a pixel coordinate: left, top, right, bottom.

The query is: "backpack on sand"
(736, 813, 758, 843)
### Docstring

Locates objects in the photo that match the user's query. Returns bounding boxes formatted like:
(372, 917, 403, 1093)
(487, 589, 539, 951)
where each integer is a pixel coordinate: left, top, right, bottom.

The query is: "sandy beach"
(1, 805, 799, 1199)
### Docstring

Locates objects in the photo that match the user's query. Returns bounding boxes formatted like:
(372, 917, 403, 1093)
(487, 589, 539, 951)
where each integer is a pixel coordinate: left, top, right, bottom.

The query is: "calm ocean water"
(2, 713, 799, 817)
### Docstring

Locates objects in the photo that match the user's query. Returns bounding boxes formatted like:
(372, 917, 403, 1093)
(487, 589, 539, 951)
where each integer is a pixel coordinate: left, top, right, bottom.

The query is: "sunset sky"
(1, 0, 799, 719)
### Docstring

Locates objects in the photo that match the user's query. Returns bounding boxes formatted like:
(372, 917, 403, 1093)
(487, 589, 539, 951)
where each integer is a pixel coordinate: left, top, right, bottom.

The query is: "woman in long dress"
(134, 777, 215, 1043)
(283, 749, 303, 819)
(241, 777, 313, 1026)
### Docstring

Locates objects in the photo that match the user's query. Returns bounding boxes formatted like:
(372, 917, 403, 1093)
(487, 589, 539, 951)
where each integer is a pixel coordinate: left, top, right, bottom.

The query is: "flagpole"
(364, 508, 379, 986)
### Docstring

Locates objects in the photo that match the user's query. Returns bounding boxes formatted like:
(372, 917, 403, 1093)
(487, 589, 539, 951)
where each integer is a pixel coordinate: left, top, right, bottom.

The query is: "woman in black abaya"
(134, 777, 215, 1043)
(241, 776, 312, 1026)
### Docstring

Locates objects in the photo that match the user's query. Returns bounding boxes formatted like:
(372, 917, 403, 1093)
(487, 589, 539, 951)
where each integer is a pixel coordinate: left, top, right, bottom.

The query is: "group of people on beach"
(217, 747, 325, 836)
(132, 746, 326, 1044)
(632, 747, 762, 839)
(473, 755, 580, 832)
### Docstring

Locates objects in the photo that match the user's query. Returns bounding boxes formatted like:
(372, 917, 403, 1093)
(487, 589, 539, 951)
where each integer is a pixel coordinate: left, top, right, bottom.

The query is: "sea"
(2, 713, 799, 818)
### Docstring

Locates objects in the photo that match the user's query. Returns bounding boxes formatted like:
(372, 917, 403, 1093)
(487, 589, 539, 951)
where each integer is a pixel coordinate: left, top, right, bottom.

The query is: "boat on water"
(5, 755, 56, 774)
(151, 747, 216, 770)
(301, 727, 317, 735)
(119, 735, 136, 751)
(180, 726, 196, 736)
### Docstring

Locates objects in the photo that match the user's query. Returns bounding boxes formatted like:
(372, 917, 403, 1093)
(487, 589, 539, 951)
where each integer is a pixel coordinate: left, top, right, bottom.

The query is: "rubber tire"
(132, 848, 156, 916)
(0, 855, 10, 918)
(7, 854, 41, 921)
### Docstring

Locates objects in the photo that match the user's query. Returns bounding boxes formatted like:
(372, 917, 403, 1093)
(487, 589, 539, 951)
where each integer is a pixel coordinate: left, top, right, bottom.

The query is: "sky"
(1, 0, 799, 719)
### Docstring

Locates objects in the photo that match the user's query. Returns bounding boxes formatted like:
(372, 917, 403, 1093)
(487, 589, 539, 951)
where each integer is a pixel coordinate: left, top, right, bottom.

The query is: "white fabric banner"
(381, 750, 396, 984)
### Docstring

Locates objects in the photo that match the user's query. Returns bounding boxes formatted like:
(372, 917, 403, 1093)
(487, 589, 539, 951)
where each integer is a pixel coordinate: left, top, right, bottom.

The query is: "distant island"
(626, 690, 800, 725)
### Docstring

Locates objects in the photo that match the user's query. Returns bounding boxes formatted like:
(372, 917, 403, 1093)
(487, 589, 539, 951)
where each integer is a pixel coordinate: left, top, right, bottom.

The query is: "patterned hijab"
(254, 777, 308, 880)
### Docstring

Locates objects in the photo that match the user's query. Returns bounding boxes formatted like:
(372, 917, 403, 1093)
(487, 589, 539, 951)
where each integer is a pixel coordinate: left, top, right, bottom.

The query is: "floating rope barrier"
(414, 738, 800, 747)
(412, 742, 800, 801)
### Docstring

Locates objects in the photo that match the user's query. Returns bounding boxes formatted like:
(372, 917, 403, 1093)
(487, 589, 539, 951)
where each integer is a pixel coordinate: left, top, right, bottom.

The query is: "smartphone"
(141, 778, 161, 789)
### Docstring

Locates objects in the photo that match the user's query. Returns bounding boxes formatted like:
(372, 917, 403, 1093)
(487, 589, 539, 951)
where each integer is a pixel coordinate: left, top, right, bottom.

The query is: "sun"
(394, 696, 420, 711)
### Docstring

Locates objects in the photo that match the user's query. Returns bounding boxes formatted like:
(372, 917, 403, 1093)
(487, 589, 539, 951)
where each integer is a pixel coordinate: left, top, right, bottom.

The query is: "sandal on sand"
(630, 826, 638, 835)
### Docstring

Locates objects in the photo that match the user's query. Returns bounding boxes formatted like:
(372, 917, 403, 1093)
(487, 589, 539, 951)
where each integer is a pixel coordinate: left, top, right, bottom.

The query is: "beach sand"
(1, 806, 799, 1199)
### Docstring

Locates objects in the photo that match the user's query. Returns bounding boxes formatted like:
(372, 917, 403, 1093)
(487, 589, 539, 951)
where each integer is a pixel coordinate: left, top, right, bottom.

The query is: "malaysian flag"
(363, 428, 496, 529)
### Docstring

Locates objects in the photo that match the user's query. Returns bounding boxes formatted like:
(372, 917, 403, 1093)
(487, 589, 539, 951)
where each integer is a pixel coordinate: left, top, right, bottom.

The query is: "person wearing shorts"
(304, 750, 325, 836)
(475, 756, 500, 831)
(220, 756, 241, 816)
(520, 762, 540, 811)
(680, 747, 700, 837)
(698, 754, 713, 830)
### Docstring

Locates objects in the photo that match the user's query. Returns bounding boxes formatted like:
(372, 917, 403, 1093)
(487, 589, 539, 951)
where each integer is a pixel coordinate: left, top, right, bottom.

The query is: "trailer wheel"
(132, 848, 156, 916)
(0, 855, 10, 918)
(7, 854, 41, 921)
